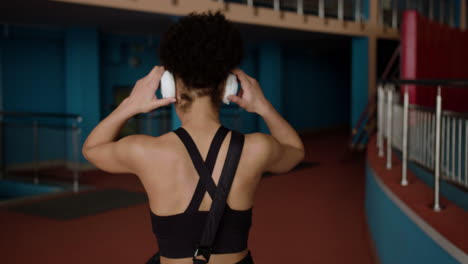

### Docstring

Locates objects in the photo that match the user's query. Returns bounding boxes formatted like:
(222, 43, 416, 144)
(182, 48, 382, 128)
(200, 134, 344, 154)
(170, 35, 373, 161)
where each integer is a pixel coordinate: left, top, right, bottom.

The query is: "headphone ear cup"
(161, 71, 176, 98)
(223, 74, 238, 104)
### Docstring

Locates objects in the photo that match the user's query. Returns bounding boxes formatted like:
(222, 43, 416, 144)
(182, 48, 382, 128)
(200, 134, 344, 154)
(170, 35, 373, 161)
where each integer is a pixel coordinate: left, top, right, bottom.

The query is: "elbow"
(81, 146, 91, 161)
(297, 147, 305, 164)
(272, 149, 305, 174)
(291, 141, 306, 166)
(291, 147, 305, 170)
(286, 148, 306, 173)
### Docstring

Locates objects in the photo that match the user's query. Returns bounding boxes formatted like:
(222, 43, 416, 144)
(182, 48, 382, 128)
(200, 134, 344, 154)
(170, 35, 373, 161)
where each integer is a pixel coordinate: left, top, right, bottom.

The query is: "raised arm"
(228, 69, 305, 174)
(82, 66, 175, 174)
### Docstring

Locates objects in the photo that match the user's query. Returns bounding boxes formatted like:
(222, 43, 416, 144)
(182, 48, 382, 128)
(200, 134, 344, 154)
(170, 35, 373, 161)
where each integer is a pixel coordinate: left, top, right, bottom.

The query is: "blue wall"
(65, 27, 100, 163)
(100, 33, 160, 117)
(351, 37, 369, 128)
(1, 25, 352, 167)
(365, 165, 462, 264)
(1, 26, 66, 164)
(283, 41, 350, 131)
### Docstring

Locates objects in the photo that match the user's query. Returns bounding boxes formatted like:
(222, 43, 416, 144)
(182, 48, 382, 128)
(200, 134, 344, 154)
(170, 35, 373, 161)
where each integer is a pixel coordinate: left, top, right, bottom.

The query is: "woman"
(82, 12, 304, 264)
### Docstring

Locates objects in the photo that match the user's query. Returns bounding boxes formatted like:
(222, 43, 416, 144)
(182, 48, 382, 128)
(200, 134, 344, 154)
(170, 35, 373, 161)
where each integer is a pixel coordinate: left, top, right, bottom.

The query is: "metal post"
(247, 0, 253, 7)
(458, 119, 462, 183)
(424, 113, 428, 165)
(433, 87, 442, 212)
(422, 112, 427, 165)
(449, 0, 455, 27)
(431, 113, 436, 169)
(392, 0, 398, 28)
(338, 0, 344, 20)
(72, 122, 81, 192)
(445, 116, 450, 175)
(378, 84, 384, 157)
(429, 0, 434, 20)
(355, 0, 362, 22)
(401, 86, 409, 185)
(33, 120, 39, 184)
(274, 0, 280, 11)
(297, 0, 303, 15)
(417, 112, 422, 163)
(318, 0, 325, 18)
(441, 116, 446, 175)
(452, 117, 456, 181)
(386, 85, 393, 169)
(465, 120, 467, 186)
(440, 0, 445, 24)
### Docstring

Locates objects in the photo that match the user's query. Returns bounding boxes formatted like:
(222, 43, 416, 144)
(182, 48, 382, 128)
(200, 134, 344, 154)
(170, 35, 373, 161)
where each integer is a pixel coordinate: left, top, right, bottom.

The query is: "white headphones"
(160, 71, 238, 104)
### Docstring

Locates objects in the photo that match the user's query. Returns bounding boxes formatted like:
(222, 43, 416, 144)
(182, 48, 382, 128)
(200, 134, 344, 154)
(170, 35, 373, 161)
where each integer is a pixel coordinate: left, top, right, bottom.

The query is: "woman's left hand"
(122, 66, 176, 115)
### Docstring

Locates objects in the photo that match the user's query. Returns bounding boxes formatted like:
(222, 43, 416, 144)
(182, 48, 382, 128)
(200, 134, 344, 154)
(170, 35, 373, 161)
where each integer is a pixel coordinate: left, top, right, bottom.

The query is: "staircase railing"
(377, 79, 468, 211)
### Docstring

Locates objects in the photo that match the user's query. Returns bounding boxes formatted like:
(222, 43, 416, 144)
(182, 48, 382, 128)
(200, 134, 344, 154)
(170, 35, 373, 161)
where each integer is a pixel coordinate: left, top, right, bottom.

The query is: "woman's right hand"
(228, 69, 271, 115)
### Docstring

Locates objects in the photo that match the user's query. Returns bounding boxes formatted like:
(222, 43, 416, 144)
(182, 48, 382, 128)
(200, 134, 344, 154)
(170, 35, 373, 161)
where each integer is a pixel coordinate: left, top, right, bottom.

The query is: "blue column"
(351, 37, 369, 128)
(362, 0, 370, 20)
(65, 27, 100, 163)
(171, 105, 181, 130)
(258, 41, 282, 134)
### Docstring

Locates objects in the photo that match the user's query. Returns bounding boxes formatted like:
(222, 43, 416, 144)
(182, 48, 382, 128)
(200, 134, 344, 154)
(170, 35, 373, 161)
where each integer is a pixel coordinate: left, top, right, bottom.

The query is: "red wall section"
(400, 10, 468, 112)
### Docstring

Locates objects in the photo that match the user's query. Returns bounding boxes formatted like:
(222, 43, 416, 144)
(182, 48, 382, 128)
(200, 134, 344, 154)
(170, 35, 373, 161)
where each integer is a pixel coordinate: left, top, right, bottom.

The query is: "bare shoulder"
(242, 132, 277, 166)
(244, 133, 277, 153)
(121, 132, 182, 167)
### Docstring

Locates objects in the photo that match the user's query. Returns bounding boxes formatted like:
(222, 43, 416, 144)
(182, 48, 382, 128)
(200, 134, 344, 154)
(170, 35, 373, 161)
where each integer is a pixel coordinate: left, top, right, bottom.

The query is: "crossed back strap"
(173, 126, 229, 213)
(173, 126, 245, 264)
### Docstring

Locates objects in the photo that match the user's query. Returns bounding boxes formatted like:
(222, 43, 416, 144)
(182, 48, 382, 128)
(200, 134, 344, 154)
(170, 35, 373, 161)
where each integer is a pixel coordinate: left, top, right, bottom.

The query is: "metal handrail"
(217, 0, 462, 30)
(221, 0, 362, 21)
(0, 111, 82, 122)
(0, 111, 82, 192)
(377, 80, 468, 212)
(378, 79, 468, 87)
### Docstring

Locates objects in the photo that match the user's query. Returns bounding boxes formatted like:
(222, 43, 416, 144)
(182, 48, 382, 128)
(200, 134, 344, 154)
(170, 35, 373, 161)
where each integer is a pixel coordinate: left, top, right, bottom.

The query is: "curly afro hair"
(159, 11, 244, 108)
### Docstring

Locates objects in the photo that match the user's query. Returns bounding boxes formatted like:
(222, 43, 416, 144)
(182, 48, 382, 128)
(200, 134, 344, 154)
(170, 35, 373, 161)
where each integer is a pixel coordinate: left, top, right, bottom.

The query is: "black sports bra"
(149, 126, 252, 259)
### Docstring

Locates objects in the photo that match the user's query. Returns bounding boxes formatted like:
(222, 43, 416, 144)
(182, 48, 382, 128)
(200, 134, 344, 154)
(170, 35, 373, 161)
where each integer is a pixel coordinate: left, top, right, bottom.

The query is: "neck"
(176, 96, 221, 130)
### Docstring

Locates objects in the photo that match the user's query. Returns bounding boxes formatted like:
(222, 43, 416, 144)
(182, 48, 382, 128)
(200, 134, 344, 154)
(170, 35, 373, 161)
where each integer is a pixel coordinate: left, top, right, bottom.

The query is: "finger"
(232, 69, 251, 87)
(148, 66, 165, 83)
(238, 88, 244, 98)
(153, 97, 176, 108)
(227, 95, 246, 108)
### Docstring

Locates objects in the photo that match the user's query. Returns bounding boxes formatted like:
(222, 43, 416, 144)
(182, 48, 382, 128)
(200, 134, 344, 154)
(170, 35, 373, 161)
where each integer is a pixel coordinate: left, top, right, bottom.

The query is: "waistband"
(146, 251, 254, 264)
(235, 251, 254, 264)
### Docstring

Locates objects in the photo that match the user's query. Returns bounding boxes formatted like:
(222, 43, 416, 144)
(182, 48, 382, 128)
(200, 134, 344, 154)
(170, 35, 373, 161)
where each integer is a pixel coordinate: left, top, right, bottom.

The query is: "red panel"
(400, 10, 418, 104)
(400, 10, 468, 112)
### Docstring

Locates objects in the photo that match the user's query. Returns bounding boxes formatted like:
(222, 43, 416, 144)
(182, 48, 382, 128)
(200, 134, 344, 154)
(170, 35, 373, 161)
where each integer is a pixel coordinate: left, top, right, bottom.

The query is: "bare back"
(134, 126, 269, 264)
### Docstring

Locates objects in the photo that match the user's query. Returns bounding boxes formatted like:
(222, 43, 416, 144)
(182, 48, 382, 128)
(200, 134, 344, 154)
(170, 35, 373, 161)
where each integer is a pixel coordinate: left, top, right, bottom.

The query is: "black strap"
(205, 126, 230, 174)
(193, 130, 245, 264)
(173, 126, 229, 213)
